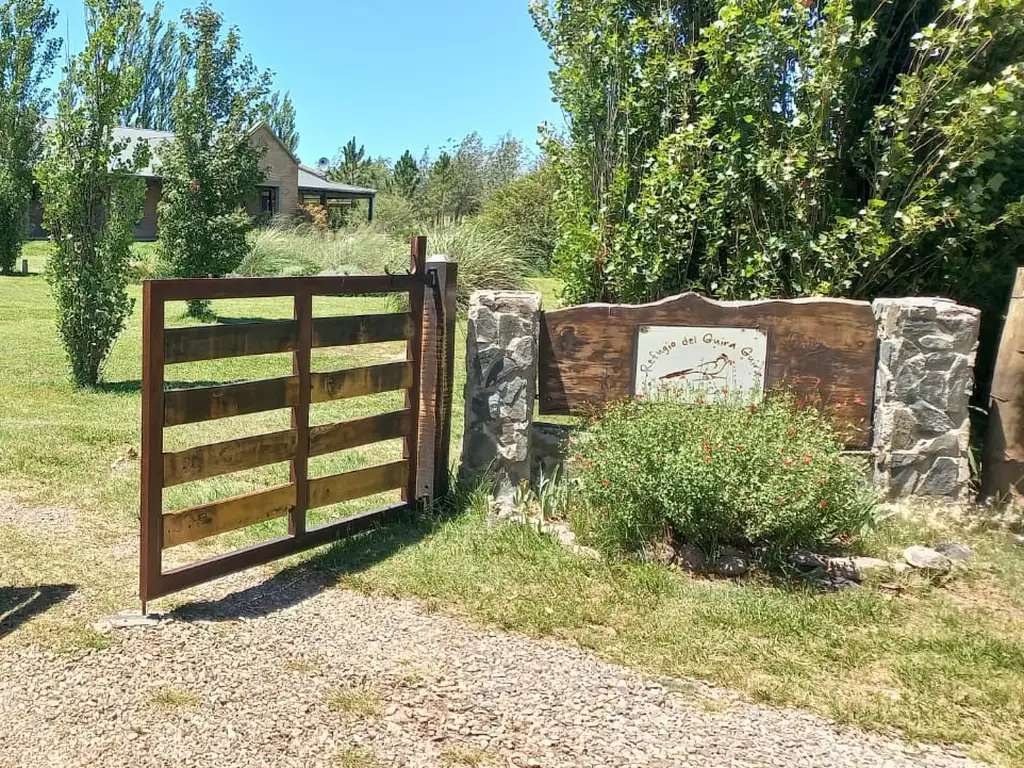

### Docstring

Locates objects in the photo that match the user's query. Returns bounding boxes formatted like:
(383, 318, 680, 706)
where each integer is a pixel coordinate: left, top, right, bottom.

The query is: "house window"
(260, 187, 278, 214)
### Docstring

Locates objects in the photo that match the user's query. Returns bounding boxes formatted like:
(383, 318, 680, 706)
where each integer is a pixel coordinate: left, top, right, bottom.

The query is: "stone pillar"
(872, 298, 980, 499)
(461, 290, 542, 504)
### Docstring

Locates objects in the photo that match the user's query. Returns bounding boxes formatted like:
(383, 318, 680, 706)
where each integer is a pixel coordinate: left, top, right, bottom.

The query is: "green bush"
(569, 394, 877, 558)
(478, 165, 558, 272)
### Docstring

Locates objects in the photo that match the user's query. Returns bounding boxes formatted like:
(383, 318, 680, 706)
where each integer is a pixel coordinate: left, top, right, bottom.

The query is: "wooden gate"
(139, 237, 456, 605)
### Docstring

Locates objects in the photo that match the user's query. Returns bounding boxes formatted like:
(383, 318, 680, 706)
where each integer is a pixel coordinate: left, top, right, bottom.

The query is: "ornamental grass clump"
(569, 393, 877, 559)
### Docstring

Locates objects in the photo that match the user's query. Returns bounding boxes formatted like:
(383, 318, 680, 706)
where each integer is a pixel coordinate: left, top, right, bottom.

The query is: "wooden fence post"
(416, 254, 458, 503)
(983, 268, 1024, 500)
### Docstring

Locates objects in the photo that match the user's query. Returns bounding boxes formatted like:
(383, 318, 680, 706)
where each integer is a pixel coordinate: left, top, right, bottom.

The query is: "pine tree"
(392, 150, 419, 199)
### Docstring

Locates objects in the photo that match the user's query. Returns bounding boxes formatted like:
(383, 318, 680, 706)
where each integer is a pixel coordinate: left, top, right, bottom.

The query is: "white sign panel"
(634, 325, 768, 402)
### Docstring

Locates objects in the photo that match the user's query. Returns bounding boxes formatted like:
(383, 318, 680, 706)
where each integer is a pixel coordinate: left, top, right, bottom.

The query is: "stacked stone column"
(872, 298, 980, 500)
(460, 291, 542, 504)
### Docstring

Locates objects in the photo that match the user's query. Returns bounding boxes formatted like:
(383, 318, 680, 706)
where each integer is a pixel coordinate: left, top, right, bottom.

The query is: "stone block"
(871, 297, 979, 501)
(461, 291, 543, 502)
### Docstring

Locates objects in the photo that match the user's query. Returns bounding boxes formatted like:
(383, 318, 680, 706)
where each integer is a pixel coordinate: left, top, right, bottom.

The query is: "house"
(29, 122, 377, 241)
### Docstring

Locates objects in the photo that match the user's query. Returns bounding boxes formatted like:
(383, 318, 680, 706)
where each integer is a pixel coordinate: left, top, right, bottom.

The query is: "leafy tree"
(121, 2, 184, 131)
(392, 149, 420, 199)
(0, 0, 59, 273)
(36, 0, 149, 386)
(479, 162, 559, 270)
(261, 89, 298, 154)
(533, 0, 1024, 318)
(157, 4, 268, 318)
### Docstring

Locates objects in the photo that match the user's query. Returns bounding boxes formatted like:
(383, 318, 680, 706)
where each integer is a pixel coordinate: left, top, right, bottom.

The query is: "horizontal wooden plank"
(163, 429, 297, 487)
(164, 376, 300, 427)
(147, 274, 421, 302)
(310, 361, 413, 404)
(162, 484, 297, 549)
(313, 313, 414, 348)
(309, 410, 414, 458)
(538, 293, 877, 449)
(149, 502, 412, 599)
(308, 461, 409, 510)
(164, 320, 298, 364)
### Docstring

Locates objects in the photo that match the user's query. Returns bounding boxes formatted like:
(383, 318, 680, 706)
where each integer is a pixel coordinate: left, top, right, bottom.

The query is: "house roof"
(41, 119, 379, 198)
(298, 164, 376, 197)
(112, 126, 176, 177)
(41, 120, 174, 177)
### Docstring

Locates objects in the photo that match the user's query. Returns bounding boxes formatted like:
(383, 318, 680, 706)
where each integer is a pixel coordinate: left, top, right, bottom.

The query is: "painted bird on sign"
(661, 353, 732, 383)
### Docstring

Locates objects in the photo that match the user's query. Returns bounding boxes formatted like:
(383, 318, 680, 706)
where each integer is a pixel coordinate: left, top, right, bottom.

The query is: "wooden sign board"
(538, 293, 877, 448)
(635, 325, 769, 402)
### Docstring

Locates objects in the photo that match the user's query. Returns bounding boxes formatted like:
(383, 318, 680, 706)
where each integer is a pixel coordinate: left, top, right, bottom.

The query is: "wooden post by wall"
(415, 254, 458, 502)
(983, 268, 1024, 500)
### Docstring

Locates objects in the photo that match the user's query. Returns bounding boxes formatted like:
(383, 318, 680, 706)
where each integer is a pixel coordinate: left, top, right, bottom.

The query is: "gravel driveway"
(0, 573, 984, 768)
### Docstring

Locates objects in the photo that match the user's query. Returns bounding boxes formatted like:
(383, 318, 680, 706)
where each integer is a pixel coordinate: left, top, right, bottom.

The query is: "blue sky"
(47, 0, 562, 164)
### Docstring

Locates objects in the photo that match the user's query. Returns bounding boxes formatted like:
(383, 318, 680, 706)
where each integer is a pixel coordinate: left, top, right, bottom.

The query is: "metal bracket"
(425, 270, 439, 289)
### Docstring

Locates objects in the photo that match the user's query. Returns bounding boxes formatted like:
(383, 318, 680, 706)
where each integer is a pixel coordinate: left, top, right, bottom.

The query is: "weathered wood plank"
(162, 430, 297, 487)
(164, 320, 298, 364)
(983, 268, 1024, 499)
(308, 461, 409, 510)
(149, 502, 411, 599)
(313, 313, 414, 348)
(164, 376, 300, 427)
(310, 361, 413, 404)
(538, 293, 877, 448)
(149, 273, 421, 302)
(309, 410, 414, 458)
(162, 484, 297, 549)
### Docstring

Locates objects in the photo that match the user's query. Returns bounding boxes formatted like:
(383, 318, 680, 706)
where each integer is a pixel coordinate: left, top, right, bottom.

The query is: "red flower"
(601, 479, 610, 488)
(704, 457, 712, 464)
(702, 441, 712, 452)
(636, 393, 646, 401)
(803, 453, 812, 464)
(696, 397, 706, 405)
(748, 404, 758, 414)
(776, 496, 785, 504)
(787, 427, 796, 437)
(854, 395, 865, 406)
(571, 454, 582, 463)
(783, 458, 794, 467)
(722, 387, 730, 395)
(736, 444, 744, 452)
(819, 499, 829, 509)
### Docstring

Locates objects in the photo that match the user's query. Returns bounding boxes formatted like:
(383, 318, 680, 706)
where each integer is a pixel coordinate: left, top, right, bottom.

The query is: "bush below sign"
(568, 393, 877, 558)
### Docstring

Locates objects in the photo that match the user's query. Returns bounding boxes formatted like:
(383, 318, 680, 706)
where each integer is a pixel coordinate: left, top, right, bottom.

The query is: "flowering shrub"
(568, 393, 877, 558)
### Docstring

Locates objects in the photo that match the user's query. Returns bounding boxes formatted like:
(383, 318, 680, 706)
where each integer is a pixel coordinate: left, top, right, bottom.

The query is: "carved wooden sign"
(538, 293, 877, 448)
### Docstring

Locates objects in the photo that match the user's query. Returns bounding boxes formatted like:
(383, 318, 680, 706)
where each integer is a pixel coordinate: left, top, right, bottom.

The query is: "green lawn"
(2, 265, 1024, 765)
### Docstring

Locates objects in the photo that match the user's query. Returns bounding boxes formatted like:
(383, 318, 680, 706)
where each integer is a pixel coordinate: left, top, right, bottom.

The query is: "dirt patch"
(0, 492, 76, 532)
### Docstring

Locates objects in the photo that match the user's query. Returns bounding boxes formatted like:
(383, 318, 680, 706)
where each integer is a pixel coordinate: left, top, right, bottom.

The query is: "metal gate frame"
(139, 237, 456, 605)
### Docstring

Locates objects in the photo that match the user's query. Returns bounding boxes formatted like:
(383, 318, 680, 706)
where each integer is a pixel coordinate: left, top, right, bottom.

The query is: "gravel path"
(0, 575, 983, 768)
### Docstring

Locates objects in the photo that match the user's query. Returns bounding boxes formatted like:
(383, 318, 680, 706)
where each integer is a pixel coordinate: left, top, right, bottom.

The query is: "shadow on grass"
(95, 380, 228, 395)
(0, 584, 76, 639)
(170, 510, 445, 623)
